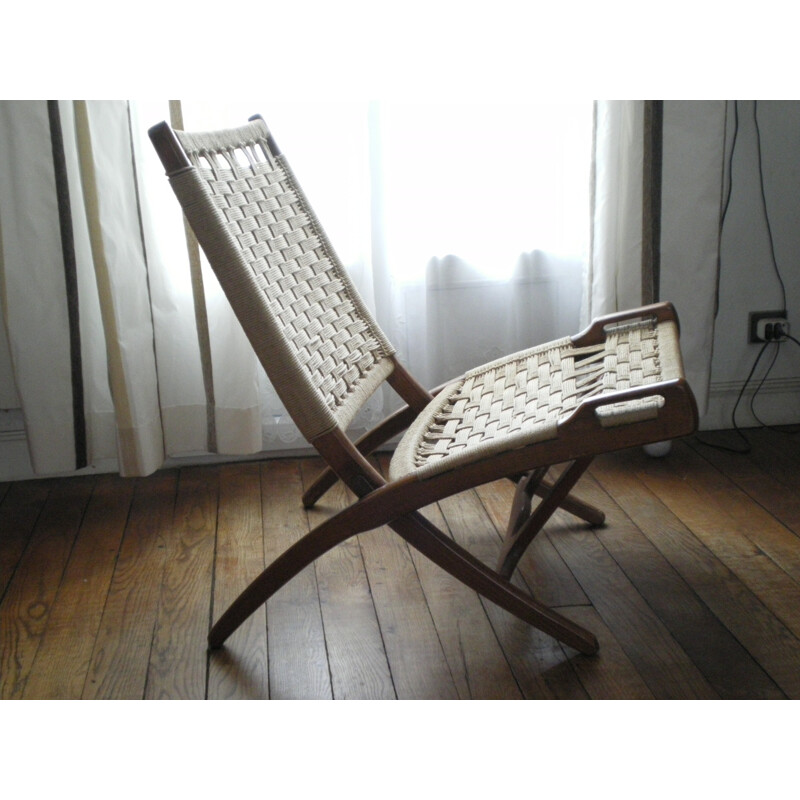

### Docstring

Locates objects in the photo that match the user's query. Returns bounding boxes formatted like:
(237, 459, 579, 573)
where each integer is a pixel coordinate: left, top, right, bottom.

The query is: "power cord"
(695, 340, 772, 454)
(753, 100, 787, 311)
(694, 101, 796, 455)
(750, 331, 800, 435)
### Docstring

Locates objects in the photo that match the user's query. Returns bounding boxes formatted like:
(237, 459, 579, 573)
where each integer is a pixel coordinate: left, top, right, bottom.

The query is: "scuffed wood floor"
(2, 428, 799, 699)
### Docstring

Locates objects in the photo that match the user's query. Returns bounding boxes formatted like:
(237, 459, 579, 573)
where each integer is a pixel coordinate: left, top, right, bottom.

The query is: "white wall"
(702, 101, 800, 429)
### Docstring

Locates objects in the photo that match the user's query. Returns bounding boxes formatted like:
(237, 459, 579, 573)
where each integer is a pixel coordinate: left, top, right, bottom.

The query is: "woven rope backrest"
(413, 317, 663, 469)
(167, 119, 395, 442)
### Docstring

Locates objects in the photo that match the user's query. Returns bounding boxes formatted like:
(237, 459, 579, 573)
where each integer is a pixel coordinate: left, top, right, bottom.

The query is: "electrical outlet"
(749, 310, 789, 343)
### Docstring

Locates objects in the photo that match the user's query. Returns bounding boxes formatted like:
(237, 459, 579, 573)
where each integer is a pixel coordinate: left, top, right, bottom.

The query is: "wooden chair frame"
(149, 116, 698, 658)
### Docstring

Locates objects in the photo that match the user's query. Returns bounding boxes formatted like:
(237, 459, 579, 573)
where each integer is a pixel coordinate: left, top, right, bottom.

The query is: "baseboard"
(0, 413, 386, 482)
(700, 376, 800, 430)
(0, 409, 32, 481)
(6, 376, 797, 482)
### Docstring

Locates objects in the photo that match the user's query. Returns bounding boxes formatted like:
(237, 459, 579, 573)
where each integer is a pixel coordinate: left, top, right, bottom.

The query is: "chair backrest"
(150, 116, 396, 443)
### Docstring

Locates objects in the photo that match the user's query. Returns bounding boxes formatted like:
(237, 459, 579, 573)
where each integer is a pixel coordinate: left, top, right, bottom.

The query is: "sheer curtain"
(0, 99, 592, 478)
(368, 101, 592, 400)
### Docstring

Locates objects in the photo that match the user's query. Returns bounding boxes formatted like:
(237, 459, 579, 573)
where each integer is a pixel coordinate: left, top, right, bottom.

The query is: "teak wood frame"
(149, 118, 699, 658)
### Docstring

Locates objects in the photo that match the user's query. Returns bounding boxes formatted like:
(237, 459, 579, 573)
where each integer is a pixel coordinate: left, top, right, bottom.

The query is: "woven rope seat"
(150, 114, 699, 661)
(391, 315, 681, 481)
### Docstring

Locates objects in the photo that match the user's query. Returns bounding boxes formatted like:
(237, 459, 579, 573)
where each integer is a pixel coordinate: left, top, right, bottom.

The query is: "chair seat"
(390, 313, 681, 481)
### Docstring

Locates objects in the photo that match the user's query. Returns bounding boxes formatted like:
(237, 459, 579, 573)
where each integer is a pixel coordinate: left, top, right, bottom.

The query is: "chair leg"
(209, 493, 599, 655)
(207, 512, 359, 649)
(506, 467, 549, 543)
(504, 468, 605, 528)
(534, 478, 605, 526)
(301, 405, 418, 508)
(211, 438, 600, 656)
(390, 511, 599, 655)
(497, 456, 595, 580)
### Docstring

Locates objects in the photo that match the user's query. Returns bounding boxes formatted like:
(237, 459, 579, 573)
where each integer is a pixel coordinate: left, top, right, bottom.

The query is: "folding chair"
(149, 115, 698, 657)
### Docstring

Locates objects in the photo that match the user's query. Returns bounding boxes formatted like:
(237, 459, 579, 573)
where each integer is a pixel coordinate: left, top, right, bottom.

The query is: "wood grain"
(687, 435, 800, 537)
(436, 483, 588, 699)
(299, 459, 396, 699)
(1, 477, 94, 699)
(405, 499, 523, 699)
(607, 444, 800, 698)
(146, 466, 219, 699)
(264, 459, 333, 700)
(23, 475, 134, 699)
(0, 479, 52, 599)
(4, 430, 800, 699)
(475, 476, 589, 608)
(559, 605, 655, 699)
(83, 472, 177, 700)
(586, 459, 785, 699)
(207, 463, 268, 700)
(357, 521, 460, 700)
(546, 504, 718, 699)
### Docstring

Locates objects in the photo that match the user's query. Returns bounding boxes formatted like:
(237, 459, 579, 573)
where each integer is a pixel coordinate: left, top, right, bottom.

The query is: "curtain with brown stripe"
(0, 100, 265, 476)
(586, 100, 726, 418)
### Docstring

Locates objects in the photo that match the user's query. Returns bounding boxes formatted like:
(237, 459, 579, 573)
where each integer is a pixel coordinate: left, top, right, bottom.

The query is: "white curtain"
(0, 99, 266, 476)
(0, 99, 592, 477)
(367, 101, 592, 398)
(0, 101, 165, 476)
(583, 101, 646, 322)
(586, 100, 727, 417)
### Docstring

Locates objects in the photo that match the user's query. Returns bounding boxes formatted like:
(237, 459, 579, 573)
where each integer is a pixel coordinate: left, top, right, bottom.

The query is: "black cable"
(748, 340, 781, 428)
(693, 101, 747, 454)
(695, 101, 796, 454)
(695, 341, 772, 453)
(753, 100, 788, 311)
(719, 100, 738, 229)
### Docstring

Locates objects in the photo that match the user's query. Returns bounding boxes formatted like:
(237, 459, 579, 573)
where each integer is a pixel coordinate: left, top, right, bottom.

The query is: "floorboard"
(207, 463, 268, 700)
(299, 459, 392, 700)
(24, 475, 134, 700)
(265, 460, 333, 700)
(83, 472, 176, 700)
(2, 428, 799, 699)
(1, 477, 94, 699)
(146, 466, 218, 700)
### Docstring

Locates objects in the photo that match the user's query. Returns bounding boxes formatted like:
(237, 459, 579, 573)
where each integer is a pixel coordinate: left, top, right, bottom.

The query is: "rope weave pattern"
(186, 137, 389, 416)
(413, 318, 663, 469)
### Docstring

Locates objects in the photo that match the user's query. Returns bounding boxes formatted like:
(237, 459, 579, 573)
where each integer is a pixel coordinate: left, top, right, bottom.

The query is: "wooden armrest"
(564, 378, 697, 432)
(571, 302, 679, 348)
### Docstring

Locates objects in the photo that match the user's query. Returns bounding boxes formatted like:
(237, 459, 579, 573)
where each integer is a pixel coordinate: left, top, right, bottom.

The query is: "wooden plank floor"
(2, 428, 799, 700)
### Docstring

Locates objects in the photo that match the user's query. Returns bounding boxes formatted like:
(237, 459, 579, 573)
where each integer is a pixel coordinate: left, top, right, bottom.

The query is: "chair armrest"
(571, 302, 679, 348)
(564, 377, 698, 433)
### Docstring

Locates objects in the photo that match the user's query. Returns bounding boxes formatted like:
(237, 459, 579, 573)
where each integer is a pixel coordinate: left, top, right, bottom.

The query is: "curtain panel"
(587, 100, 726, 418)
(0, 100, 272, 476)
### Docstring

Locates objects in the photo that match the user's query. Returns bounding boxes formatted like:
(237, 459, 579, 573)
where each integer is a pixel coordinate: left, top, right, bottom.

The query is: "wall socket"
(748, 310, 789, 343)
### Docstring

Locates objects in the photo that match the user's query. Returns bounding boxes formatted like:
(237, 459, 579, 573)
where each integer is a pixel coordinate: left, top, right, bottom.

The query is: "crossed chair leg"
(208, 463, 604, 657)
(498, 456, 601, 579)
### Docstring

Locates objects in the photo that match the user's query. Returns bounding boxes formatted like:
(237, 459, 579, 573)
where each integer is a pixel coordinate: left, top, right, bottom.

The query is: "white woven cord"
(391, 316, 681, 481)
(169, 121, 395, 441)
